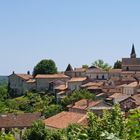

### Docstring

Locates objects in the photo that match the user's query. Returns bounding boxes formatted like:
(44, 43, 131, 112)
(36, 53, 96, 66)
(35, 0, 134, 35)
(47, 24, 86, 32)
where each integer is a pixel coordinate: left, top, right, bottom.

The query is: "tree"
(22, 121, 47, 140)
(113, 60, 122, 69)
(33, 59, 57, 76)
(92, 59, 112, 71)
(43, 104, 62, 118)
(127, 109, 140, 140)
(82, 65, 89, 69)
(0, 133, 15, 140)
(0, 85, 8, 101)
(61, 89, 95, 108)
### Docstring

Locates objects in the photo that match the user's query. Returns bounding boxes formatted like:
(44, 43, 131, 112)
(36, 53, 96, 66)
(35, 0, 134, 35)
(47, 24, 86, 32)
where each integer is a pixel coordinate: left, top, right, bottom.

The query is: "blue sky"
(0, 0, 140, 75)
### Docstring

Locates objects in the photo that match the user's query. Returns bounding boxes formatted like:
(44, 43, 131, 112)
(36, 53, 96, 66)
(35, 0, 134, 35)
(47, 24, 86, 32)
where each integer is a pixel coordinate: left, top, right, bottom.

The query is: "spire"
(130, 44, 136, 58)
(65, 64, 73, 72)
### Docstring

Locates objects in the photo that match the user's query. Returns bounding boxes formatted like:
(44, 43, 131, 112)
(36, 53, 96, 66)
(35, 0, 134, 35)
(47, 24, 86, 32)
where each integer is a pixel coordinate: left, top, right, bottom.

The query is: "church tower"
(130, 44, 136, 58)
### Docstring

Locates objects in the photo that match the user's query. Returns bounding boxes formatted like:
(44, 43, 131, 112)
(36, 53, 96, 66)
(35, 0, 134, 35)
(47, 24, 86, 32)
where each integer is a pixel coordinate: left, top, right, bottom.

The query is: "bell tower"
(130, 44, 136, 58)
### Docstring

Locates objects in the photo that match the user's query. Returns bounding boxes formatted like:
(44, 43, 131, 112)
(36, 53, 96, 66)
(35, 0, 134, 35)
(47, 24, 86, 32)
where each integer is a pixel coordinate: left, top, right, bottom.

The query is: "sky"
(0, 0, 140, 75)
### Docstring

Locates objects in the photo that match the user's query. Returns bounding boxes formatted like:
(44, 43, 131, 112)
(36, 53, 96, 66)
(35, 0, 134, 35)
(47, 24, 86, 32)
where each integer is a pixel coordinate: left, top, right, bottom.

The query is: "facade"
(8, 73, 35, 95)
(86, 66, 108, 80)
(68, 77, 87, 91)
(0, 113, 41, 131)
(123, 82, 139, 95)
(35, 74, 69, 92)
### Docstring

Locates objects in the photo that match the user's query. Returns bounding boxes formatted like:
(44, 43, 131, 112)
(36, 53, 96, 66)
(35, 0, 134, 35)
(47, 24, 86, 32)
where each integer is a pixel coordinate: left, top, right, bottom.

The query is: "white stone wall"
(68, 81, 83, 91)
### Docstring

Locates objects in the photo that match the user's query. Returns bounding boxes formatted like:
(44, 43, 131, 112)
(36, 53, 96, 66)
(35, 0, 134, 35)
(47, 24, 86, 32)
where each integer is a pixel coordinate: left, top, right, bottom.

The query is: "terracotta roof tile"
(35, 74, 69, 79)
(44, 111, 86, 129)
(55, 84, 67, 90)
(122, 58, 140, 66)
(67, 99, 101, 110)
(109, 69, 122, 73)
(132, 94, 140, 105)
(26, 79, 36, 83)
(81, 82, 103, 88)
(68, 77, 87, 82)
(16, 74, 33, 80)
(0, 113, 41, 128)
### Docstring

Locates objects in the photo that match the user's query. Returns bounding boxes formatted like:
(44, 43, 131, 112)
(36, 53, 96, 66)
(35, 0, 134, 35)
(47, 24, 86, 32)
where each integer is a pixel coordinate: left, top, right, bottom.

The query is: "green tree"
(127, 109, 140, 140)
(87, 104, 127, 140)
(61, 89, 95, 108)
(113, 60, 122, 69)
(0, 85, 8, 101)
(82, 64, 89, 69)
(0, 132, 15, 140)
(33, 59, 57, 76)
(22, 121, 47, 140)
(92, 59, 112, 71)
(43, 104, 62, 118)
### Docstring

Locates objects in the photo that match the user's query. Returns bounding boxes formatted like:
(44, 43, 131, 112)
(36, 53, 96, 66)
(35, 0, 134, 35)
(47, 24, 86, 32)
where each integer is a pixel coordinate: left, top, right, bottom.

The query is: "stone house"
(68, 77, 87, 91)
(123, 82, 139, 95)
(35, 74, 69, 92)
(0, 113, 41, 137)
(67, 99, 102, 114)
(86, 66, 108, 80)
(65, 64, 87, 77)
(8, 73, 35, 96)
(107, 92, 136, 111)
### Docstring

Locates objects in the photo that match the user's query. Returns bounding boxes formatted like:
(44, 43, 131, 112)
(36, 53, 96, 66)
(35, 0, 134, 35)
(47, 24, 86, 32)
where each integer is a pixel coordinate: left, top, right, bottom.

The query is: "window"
(126, 67, 129, 71)
(96, 75, 99, 79)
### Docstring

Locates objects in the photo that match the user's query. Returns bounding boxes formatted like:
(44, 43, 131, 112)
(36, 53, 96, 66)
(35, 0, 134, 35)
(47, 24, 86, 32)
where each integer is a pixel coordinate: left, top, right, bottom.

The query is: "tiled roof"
(0, 113, 41, 128)
(81, 82, 103, 88)
(16, 74, 33, 80)
(26, 79, 36, 83)
(74, 68, 86, 72)
(109, 93, 122, 98)
(57, 91, 66, 95)
(67, 99, 101, 110)
(86, 67, 106, 73)
(132, 94, 140, 105)
(44, 111, 86, 129)
(35, 74, 69, 79)
(65, 64, 73, 72)
(68, 77, 87, 82)
(109, 69, 122, 73)
(87, 86, 102, 90)
(124, 82, 138, 88)
(122, 58, 140, 66)
(109, 93, 132, 103)
(55, 84, 67, 90)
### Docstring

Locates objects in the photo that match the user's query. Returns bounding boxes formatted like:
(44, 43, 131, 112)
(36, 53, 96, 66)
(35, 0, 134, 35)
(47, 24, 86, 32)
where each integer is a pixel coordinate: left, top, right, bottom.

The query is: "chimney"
(86, 99, 90, 107)
(27, 71, 30, 75)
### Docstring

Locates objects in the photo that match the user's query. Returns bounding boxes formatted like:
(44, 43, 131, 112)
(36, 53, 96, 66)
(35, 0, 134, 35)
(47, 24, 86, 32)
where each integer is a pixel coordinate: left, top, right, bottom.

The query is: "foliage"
(92, 59, 112, 71)
(87, 104, 127, 140)
(0, 90, 62, 118)
(33, 59, 57, 76)
(0, 85, 8, 101)
(113, 60, 122, 69)
(0, 132, 15, 140)
(61, 89, 95, 107)
(127, 109, 140, 140)
(21, 107, 140, 140)
(82, 64, 89, 69)
(43, 104, 62, 118)
(22, 120, 47, 140)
